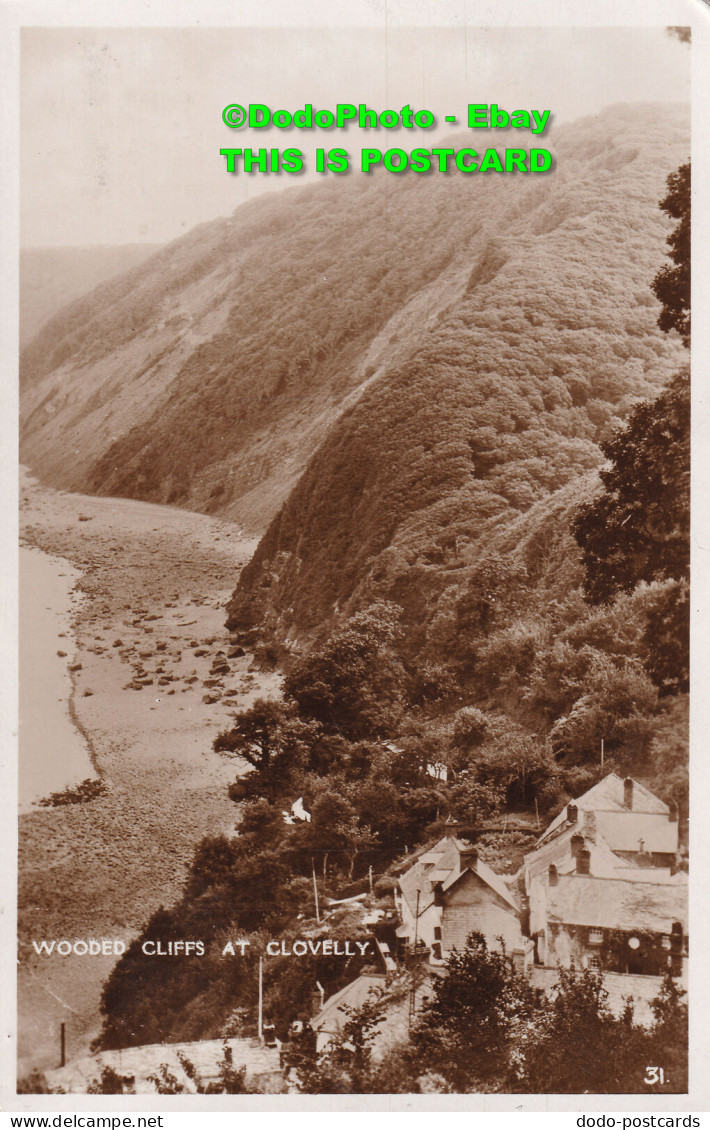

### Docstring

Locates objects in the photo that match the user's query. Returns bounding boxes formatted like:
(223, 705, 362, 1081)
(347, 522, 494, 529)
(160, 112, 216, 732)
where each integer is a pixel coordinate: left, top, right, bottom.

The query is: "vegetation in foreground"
(37, 778, 108, 807)
(297, 935, 688, 1095)
(20, 935, 688, 1095)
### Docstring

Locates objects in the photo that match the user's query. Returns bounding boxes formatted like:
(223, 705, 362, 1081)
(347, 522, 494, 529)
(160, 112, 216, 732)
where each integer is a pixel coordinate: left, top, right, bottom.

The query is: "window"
(589, 928, 604, 945)
(434, 926, 442, 940)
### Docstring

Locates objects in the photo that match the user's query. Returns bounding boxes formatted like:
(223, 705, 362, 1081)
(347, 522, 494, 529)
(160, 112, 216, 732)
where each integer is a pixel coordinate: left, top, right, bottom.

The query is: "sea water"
(19, 546, 96, 809)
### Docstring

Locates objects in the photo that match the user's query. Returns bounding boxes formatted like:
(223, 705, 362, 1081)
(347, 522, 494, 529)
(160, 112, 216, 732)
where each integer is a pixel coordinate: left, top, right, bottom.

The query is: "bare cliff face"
(22, 104, 687, 555)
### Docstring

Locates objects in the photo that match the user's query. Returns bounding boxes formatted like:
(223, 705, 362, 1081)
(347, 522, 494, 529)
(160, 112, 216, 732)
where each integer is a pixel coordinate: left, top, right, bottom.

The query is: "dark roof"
(547, 874, 688, 933)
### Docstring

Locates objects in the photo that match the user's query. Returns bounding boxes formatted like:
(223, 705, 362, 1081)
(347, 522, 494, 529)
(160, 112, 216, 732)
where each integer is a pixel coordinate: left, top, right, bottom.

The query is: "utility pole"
(60, 1022, 66, 1068)
(312, 859, 320, 923)
(258, 957, 263, 1043)
(601, 738, 605, 768)
(409, 890, 421, 1034)
(368, 865, 373, 894)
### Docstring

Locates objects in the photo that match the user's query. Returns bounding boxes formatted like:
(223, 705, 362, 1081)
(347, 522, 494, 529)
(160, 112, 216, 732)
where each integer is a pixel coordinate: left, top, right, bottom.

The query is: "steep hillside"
(226, 104, 688, 642)
(21, 103, 686, 533)
(20, 244, 161, 348)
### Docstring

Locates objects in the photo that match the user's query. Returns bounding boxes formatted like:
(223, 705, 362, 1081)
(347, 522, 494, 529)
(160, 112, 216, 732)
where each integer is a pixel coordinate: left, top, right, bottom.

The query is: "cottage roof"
(539, 773, 669, 845)
(398, 835, 463, 916)
(523, 822, 622, 882)
(595, 810, 678, 854)
(314, 973, 389, 1030)
(612, 867, 685, 885)
(546, 874, 688, 934)
(441, 855, 520, 912)
(399, 834, 518, 916)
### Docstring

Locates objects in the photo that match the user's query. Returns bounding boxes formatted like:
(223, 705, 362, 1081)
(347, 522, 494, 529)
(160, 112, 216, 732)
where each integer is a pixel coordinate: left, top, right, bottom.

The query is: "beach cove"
(18, 472, 280, 1078)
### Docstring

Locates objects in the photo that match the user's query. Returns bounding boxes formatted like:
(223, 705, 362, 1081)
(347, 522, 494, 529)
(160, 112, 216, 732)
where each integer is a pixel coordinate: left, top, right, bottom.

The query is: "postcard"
(2, 0, 707, 1115)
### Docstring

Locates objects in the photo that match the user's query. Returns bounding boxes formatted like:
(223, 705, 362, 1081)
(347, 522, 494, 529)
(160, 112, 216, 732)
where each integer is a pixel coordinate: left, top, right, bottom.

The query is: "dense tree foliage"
(573, 369, 689, 608)
(652, 163, 690, 346)
(573, 159, 690, 695)
(282, 603, 407, 740)
(414, 933, 542, 1091)
(294, 935, 687, 1094)
(573, 155, 690, 693)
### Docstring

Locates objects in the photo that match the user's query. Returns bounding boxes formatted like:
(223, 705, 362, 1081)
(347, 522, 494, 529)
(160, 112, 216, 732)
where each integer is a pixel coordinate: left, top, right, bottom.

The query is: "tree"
(290, 788, 377, 879)
(516, 966, 687, 1094)
(470, 731, 559, 806)
(283, 603, 407, 741)
(652, 162, 690, 346)
(447, 777, 504, 828)
(214, 699, 319, 783)
(645, 973, 689, 1093)
(573, 370, 689, 694)
(455, 555, 528, 641)
(451, 707, 489, 752)
(296, 993, 388, 1093)
(213, 698, 289, 770)
(574, 370, 689, 605)
(517, 966, 643, 1093)
(548, 654, 658, 763)
(641, 578, 690, 696)
(414, 932, 543, 1091)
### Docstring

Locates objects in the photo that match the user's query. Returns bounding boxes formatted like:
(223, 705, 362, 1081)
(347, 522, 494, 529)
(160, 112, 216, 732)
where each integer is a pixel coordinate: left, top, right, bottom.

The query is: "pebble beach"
(18, 470, 279, 1077)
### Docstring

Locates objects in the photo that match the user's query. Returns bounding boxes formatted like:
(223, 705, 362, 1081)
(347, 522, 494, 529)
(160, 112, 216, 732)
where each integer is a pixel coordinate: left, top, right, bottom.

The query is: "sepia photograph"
(4, 0, 704, 1111)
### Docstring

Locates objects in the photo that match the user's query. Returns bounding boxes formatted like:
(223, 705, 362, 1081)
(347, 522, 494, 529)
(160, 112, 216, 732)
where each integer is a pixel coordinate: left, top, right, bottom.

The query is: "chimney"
(548, 863, 558, 886)
(583, 810, 597, 844)
(520, 904, 531, 938)
(459, 847, 478, 871)
(444, 814, 459, 839)
(624, 778, 634, 810)
(567, 803, 578, 824)
(576, 848, 591, 876)
(669, 800, 679, 823)
(571, 833, 585, 859)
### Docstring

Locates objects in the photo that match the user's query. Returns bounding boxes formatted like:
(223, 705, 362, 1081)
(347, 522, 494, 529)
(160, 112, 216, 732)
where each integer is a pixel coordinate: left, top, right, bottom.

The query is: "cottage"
(533, 867, 687, 976)
(396, 833, 531, 967)
(311, 968, 441, 1057)
(522, 772, 687, 976)
(534, 773, 679, 864)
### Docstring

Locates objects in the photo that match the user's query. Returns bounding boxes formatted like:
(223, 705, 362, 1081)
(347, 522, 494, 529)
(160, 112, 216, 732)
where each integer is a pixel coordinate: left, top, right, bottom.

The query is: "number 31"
(644, 1066, 666, 1085)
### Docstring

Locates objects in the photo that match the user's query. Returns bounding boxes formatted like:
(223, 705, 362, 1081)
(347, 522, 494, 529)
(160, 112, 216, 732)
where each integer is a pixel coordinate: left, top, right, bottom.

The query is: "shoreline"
(18, 472, 280, 1077)
(19, 545, 97, 810)
(66, 671, 103, 782)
